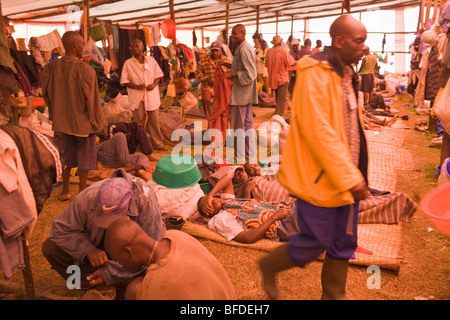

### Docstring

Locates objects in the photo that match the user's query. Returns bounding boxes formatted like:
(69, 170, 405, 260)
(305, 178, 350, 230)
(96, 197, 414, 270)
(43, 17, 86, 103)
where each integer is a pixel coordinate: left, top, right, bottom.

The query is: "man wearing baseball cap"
(42, 169, 166, 296)
(195, 41, 231, 144)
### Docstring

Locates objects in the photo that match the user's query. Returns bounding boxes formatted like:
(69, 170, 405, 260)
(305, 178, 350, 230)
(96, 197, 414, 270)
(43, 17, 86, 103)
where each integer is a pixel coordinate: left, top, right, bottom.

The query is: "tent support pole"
(256, 5, 260, 34)
(290, 15, 294, 37)
(417, 0, 425, 31)
(225, 1, 229, 44)
(83, 0, 90, 44)
(201, 27, 204, 48)
(425, 0, 432, 26)
(276, 11, 279, 35)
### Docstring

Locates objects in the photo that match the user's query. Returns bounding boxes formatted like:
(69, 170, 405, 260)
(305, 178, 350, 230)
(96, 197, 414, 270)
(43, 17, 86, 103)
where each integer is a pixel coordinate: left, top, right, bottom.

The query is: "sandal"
(58, 193, 71, 201)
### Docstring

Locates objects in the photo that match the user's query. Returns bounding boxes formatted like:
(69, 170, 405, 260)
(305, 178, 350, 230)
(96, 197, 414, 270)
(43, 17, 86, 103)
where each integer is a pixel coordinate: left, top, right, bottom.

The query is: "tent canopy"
(2, 0, 419, 29)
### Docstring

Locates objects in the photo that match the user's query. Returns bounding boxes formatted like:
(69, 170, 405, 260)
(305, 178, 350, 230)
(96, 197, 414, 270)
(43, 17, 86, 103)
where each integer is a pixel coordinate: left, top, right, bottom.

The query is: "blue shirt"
(229, 41, 258, 106)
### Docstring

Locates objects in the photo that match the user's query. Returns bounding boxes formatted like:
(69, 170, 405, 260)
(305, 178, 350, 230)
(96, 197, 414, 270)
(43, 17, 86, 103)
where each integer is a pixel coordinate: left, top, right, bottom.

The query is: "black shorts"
(360, 74, 374, 92)
(60, 133, 98, 171)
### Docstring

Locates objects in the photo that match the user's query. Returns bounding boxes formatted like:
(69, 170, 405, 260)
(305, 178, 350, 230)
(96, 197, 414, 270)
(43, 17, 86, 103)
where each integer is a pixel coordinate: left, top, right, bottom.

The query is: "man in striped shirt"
(195, 41, 231, 130)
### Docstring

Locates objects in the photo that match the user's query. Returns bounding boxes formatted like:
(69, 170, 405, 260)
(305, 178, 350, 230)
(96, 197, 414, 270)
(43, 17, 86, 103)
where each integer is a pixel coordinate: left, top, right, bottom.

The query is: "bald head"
(330, 15, 364, 39)
(104, 217, 153, 272)
(62, 31, 84, 57)
(105, 218, 140, 254)
(329, 15, 368, 65)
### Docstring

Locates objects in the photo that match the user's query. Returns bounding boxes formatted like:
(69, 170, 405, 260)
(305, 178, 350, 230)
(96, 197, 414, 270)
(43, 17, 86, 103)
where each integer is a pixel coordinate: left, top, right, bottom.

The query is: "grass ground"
(0, 92, 449, 301)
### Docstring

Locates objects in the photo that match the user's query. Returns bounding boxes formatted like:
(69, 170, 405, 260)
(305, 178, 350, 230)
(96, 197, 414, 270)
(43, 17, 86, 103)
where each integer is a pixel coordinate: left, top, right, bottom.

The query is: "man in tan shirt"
(105, 218, 237, 300)
(42, 31, 106, 200)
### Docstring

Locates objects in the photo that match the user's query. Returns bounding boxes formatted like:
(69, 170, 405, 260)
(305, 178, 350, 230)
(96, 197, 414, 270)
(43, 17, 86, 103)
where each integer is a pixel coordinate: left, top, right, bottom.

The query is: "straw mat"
(181, 221, 403, 271)
(364, 127, 413, 192)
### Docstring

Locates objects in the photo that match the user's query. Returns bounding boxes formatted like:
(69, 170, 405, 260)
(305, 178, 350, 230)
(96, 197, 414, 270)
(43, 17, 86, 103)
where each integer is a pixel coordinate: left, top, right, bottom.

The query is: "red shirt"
(265, 45, 296, 89)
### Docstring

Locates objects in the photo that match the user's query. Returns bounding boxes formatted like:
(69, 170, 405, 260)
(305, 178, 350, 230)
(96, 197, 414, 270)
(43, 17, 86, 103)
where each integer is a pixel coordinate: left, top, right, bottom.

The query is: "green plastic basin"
(152, 154, 202, 189)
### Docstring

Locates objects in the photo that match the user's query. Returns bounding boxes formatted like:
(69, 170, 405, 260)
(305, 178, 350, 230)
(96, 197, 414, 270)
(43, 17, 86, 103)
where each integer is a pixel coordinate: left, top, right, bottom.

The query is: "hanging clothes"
(0, 66, 19, 100)
(0, 33, 16, 73)
(0, 129, 37, 280)
(12, 60, 32, 96)
(425, 45, 442, 100)
(10, 48, 40, 87)
(117, 27, 147, 74)
(0, 124, 59, 214)
(150, 46, 171, 84)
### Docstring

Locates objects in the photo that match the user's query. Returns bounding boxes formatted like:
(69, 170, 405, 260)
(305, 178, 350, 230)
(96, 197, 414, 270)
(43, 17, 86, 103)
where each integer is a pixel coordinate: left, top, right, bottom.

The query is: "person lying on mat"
(197, 195, 299, 244)
(97, 132, 152, 176)
(202, 163, 261, 212)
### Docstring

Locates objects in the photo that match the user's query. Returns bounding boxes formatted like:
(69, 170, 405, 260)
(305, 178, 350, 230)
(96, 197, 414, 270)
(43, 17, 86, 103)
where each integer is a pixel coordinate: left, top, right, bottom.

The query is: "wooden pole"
(290, 15, 294, 36)
(417, 0, 425, 31)
(276, 11, 279, 35)
(169, 0, 179, 107)
(256, 5, 260, 34)
(425, 0, 432, 26)
(432, 0, 438, 23)
(83, 0, 90, 44)
(21, 240, 35, 300)
(225, 1, 229, 45)
(201, 27, 204, 48)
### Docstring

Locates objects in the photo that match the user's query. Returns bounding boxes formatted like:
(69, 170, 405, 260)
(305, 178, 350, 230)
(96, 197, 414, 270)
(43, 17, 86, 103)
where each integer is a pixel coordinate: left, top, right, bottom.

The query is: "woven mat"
(181, 221, 403, 271)
(364, 127, 413, 192)
(364, 127, 407, 147)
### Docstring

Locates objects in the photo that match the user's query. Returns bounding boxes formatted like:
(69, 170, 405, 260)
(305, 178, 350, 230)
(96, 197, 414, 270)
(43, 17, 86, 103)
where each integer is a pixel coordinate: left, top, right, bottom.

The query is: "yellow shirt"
(360, 54, 377, 75)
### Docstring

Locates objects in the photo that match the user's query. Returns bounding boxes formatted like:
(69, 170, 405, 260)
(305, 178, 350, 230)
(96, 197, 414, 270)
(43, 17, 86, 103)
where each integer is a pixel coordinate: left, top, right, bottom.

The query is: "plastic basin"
(152, 154, 201, 189)
(160, 18, 176, 40)
(420, 182, 450, 235)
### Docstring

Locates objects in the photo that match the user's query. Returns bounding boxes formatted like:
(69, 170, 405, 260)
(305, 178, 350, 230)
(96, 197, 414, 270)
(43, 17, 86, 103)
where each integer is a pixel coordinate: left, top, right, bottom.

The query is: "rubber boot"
(258, 244, 295, 299)
(320, 256, 349, 300)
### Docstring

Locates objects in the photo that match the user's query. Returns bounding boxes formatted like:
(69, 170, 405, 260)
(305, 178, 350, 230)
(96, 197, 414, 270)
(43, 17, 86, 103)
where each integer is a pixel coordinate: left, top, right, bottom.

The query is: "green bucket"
(152, 154, 202, 189)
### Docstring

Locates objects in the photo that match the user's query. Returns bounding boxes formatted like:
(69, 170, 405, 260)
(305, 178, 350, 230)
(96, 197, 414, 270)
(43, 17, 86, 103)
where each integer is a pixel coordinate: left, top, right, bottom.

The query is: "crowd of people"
(1, 8, 443, 301)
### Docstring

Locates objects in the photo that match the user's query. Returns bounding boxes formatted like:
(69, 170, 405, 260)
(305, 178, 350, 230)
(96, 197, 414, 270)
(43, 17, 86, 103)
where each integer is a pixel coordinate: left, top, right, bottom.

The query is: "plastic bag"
(90, 18, 107, 41)
(256, 115, 290, 149)
(83, 37, 104, 64)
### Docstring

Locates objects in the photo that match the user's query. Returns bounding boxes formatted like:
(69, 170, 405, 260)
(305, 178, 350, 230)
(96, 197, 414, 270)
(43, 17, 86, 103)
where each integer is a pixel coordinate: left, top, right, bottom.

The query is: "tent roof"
(2, 0, 418, 29)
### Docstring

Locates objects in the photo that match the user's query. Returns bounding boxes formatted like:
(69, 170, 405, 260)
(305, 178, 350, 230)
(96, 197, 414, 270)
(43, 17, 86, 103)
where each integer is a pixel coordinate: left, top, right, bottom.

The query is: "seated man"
(97, 132, 151, 175)
(42, 170, 166, 294)
(197, 195, 298, 244)
(364, 93, 397, 117)
(104, 217, 237, 300)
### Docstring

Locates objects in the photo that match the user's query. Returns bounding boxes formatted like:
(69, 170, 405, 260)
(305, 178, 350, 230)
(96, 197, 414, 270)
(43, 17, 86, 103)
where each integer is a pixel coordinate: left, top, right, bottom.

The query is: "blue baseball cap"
(95, 177, 132, 228)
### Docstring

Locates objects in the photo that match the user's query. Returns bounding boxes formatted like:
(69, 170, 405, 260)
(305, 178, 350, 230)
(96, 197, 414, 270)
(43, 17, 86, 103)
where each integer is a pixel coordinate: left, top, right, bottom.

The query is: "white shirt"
(208, 210, 246, 241)
(120, 55, 164, 111)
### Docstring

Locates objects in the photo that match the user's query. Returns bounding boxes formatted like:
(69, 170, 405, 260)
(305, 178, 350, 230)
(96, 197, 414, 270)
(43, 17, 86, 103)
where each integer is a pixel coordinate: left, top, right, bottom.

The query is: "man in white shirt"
(120, 39, 167, 151)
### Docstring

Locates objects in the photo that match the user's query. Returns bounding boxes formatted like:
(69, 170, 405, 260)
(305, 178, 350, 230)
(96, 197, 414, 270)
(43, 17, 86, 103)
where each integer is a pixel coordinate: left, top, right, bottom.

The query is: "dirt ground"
(1, 93, 449, 301)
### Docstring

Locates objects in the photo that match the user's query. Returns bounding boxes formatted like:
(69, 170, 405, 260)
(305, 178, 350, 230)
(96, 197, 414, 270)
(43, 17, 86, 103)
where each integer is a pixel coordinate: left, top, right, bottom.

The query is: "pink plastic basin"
(420, 182, 450, 235)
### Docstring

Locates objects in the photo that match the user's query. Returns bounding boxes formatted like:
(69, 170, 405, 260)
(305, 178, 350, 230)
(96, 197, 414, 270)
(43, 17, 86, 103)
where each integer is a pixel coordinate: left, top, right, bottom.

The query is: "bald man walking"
(42, 31, 106, 200)
(259, 15, 370, 300)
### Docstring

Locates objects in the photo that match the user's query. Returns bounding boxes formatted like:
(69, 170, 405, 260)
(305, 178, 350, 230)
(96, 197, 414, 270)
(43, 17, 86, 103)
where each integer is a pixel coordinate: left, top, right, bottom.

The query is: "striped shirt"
(195, 55, 230, 94)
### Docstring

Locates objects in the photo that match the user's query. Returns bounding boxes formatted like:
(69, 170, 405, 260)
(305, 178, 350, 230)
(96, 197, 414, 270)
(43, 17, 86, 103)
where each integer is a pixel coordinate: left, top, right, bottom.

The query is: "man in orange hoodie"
(259, 15, 370, 300)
